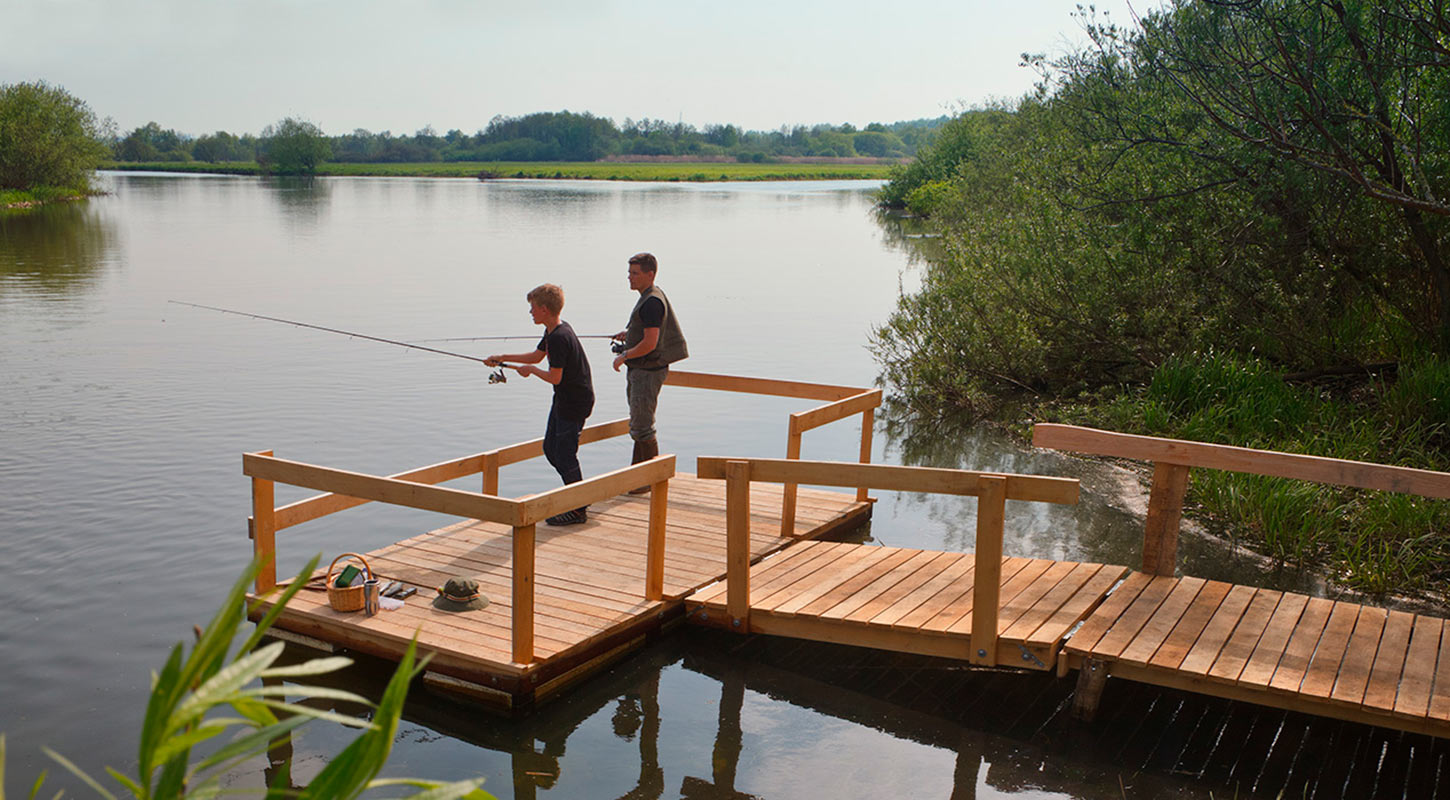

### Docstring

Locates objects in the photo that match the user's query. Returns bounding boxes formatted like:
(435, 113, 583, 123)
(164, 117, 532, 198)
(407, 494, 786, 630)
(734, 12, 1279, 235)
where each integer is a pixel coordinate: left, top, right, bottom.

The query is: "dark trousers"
(543, 405, 584, 486)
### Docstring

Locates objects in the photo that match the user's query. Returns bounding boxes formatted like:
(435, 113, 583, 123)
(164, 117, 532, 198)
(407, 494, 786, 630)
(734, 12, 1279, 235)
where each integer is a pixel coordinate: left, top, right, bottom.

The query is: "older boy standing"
(487, 283, 594, 525)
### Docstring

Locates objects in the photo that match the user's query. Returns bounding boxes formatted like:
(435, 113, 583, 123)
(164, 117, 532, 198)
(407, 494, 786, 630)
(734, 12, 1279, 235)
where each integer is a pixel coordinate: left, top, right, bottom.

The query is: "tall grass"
(1075, 351, 1450, 596)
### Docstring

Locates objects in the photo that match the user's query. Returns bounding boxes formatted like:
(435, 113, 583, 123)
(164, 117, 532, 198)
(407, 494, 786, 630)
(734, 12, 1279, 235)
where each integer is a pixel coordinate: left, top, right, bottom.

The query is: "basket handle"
(326, 552, 373, 586)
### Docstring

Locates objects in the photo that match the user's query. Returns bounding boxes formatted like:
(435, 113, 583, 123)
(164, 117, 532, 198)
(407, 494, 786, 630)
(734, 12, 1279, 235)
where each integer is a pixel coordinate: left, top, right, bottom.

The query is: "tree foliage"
(873, 0, 1450, 414)
(0, 80, 110, 191)
(258, 117, 332, 175)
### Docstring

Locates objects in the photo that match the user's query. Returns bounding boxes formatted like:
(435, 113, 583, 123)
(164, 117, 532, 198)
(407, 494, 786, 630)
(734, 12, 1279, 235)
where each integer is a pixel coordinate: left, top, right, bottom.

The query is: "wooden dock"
(240, 370, 1450, 743)
(248, 474, 870, 706)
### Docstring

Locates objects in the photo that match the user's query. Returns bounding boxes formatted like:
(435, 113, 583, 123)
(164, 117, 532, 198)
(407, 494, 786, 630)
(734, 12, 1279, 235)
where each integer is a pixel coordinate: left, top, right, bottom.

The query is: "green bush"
(0, 81, 110, 192)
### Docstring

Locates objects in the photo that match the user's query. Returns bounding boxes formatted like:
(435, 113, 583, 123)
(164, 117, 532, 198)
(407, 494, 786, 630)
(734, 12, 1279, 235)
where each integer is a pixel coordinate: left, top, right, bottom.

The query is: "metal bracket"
(1018, 644, 1048, 670)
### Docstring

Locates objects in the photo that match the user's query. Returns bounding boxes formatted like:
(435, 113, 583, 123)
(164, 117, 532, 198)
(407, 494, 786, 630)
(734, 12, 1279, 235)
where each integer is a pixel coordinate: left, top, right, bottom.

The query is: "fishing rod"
(418, 334, 618, 343)
(168, 300, 525, 383)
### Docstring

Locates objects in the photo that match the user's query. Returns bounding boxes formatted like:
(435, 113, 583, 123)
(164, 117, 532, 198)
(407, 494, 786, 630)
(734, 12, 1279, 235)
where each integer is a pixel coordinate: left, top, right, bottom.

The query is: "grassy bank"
(1036, 351, 1450, 597)
(1, 184, 95, 208)
(103, 160, 891, 181)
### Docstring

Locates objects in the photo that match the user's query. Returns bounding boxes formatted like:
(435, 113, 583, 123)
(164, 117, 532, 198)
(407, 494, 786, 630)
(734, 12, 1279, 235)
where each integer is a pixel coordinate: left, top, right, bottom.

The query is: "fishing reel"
(610, 339, 627, 355)
(488, 368, 507, 384)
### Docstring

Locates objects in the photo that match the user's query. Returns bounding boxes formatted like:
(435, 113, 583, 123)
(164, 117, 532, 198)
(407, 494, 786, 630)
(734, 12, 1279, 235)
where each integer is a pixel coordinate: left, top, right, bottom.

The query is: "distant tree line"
(109, 111, 948, 167)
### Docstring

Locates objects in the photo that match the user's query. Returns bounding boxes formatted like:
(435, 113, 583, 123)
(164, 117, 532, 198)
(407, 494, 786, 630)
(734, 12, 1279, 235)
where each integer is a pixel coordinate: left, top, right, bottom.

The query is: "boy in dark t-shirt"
(486, 283, 595, 525)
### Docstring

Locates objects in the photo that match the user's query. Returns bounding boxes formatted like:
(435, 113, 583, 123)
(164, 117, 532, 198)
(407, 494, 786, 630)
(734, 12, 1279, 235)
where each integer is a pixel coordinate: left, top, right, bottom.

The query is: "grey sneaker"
(545, 508, 588, 526)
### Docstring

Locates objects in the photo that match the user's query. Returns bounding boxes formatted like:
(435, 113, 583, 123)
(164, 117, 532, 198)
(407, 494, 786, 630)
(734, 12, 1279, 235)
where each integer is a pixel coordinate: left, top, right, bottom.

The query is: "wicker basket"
(325, 552, 372, 612)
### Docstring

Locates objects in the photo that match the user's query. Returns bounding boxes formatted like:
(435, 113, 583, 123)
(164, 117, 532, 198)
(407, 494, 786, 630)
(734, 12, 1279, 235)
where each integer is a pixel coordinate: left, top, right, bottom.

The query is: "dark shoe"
(628, 437, 659, 494)
(545, 508, 587, 526)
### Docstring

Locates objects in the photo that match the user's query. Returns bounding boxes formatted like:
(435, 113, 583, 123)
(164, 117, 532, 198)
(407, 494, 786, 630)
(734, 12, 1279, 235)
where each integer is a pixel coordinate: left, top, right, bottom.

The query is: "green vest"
(625, 285, 688, 369)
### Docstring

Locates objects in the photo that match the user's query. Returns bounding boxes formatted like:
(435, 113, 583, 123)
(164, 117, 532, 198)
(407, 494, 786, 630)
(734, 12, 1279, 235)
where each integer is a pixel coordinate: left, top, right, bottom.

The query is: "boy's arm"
(485, 349, 547, 366)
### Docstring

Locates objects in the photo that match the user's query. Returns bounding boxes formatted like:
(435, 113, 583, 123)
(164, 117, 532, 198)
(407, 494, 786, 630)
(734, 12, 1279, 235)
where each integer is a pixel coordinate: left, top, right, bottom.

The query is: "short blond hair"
(526, 283, 564, 314)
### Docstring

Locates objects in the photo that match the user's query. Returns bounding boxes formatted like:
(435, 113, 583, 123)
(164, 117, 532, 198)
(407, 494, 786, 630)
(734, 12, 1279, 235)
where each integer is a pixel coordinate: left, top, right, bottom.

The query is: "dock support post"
(512, 523, 536, 664)
(856, 408, 875, 502)
(645, 475, 669, 600)
(483, 451, 501, 496)
(1072, 658, 1109, 720)
(1143, 462, 1190, 576)
(780, 422, 802, 537)
(250, 450, 277, 595)
(725, 460, 752, 630)
(970, 475, 1006, 666)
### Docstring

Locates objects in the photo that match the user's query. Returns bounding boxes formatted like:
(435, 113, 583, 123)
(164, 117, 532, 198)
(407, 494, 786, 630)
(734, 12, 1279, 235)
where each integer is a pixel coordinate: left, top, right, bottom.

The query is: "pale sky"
(3, 0, 1158, 137)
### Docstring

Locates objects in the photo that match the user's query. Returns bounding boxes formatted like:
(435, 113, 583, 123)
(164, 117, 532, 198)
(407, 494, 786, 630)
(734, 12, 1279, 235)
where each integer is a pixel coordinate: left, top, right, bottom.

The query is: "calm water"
(1, 174, 1318, 798)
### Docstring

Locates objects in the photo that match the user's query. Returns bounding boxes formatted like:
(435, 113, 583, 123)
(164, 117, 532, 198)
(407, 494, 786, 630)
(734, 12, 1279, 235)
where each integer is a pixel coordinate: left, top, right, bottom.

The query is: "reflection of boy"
(486, 284, 595, 525)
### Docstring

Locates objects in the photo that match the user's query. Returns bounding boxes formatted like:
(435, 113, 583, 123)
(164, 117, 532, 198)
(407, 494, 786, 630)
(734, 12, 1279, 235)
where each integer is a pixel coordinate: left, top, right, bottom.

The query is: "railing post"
(251, 450, 277, 594)
(483, 451, 501, 496)
(780, 420, 802, 537)
(725, 460, 752, 630)
(970, 475, 1006, 666)
(1143, 462, 1190, 576)
(645, 474, 669, 601)
(856, 407, 875, 502)
(512, 523, 536, 663)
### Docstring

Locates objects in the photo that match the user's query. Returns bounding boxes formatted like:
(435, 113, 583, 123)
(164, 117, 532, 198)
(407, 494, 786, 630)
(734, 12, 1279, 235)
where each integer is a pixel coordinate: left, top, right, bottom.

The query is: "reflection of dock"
(244, 373, 1450, 744)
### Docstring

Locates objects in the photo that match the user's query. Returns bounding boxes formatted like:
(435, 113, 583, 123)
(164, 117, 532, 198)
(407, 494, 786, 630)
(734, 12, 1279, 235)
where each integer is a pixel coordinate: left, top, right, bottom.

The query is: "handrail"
(1031, 423, 1450, 575)
(696, 456, 1080, 667)
(244, 443, 674, 665)
(666, 370, 882, 534)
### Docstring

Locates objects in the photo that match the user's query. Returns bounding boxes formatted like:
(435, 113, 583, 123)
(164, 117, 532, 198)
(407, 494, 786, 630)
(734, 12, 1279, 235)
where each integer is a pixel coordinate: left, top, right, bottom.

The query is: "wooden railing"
(245, 417, 672, 665)
(1032, 423, 1450, 576)
(695, 457, 1079, 666)
(665, 370, 881, 536)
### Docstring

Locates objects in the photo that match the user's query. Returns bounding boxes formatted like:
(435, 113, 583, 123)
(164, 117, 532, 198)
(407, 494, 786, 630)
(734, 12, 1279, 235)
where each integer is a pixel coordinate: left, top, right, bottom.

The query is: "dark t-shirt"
(537, 321, 594, 422)
(638, 296, 664, 328)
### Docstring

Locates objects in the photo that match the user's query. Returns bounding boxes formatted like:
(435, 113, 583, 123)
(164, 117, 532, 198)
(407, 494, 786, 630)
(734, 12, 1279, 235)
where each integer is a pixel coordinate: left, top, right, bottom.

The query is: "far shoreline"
(99, 159, 895, 182)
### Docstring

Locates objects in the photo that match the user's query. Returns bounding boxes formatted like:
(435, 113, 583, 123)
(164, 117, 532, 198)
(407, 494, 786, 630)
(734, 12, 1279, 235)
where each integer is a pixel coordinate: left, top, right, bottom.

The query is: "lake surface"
(1, 174, 1335, 799)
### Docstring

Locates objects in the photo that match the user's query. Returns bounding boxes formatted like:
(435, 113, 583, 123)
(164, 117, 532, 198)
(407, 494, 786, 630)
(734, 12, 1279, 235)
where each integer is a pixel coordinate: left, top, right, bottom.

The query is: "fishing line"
(168, 300, 525, 377)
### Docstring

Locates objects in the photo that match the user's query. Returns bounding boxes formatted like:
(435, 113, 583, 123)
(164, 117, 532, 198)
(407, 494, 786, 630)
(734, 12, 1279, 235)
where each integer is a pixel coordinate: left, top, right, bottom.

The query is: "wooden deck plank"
(790, 547, 924, 618)
(1330, 606, 1388, 707)
(1116, 577, 1205, 666)
(1428, 621, 1450, 721)
(1267, 596, 1335, 694)
(1393, 615, 1441, 718)
(1009, 562, 1096, 643)
(690, 541, 845, 605)
(841, 551, 959, 624)
(1147, 580, 1233, 670)
(1237, 592, 1310, 688)
(1299, 602, 1362, 699)
(945, 558, 1056, 635)
(1177, 584, 1258, 676)
(1065, 571, 1153, 655)
(1206, 589, 1283, 684)
(920, 557, 1032, 634)
(820, 550, 946, 622)
(760, 546, 891, 615)
(1363, 610, 1416, 713)
(1023, 564, 1127, 649)
(1090, 575, 1181, 659)
(875, 554, 976, 628)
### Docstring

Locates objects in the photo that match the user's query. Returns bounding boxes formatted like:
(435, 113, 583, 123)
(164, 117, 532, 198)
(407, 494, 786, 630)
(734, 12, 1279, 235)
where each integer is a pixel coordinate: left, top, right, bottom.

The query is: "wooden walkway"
(247, 475, 871, 707)
(1064, 573, 1450, 738)
(688, 542, 1126, 669)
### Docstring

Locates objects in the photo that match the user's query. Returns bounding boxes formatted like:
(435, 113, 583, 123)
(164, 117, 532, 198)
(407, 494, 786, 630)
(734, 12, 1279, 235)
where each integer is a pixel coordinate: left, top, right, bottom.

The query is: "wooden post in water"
(856, 407, 875, 502)
(250, 450, 277, 594)
(970, 475, 1007, 666)
(725, 460, 752, 630)
(1143, 462, 1190, 576)
(645, 474, 669, 601)
(780, 422, 802, 537)
(512, 522, 536, 664)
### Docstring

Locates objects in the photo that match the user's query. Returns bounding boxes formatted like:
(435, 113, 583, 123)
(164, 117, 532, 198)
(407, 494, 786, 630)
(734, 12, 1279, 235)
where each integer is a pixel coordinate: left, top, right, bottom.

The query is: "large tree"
(258, 117, 331, 175)
(0, 81, 110, 191)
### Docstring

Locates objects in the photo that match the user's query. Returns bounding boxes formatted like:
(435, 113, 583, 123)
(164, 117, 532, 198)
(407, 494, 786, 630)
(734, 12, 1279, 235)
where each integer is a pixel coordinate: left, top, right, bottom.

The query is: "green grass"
(1, 183, 95, 208)
(102, 160, 892, 181)
(1054, 351, 1450, 597)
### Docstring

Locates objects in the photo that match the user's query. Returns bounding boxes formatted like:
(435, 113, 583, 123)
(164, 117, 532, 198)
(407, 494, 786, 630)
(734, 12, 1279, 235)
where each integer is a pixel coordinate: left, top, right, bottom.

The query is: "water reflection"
(265, 176, 332, 232)
(0, 202, 117, 301)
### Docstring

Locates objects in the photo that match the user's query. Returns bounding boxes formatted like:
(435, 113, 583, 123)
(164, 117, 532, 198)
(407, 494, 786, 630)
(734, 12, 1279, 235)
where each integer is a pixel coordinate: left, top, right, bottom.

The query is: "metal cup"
(364, 579, 380, 616)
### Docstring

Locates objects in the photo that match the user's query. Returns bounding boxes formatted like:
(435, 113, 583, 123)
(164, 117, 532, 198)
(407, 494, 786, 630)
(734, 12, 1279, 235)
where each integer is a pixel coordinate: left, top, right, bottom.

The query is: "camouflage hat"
(432, 577, 489, 612)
